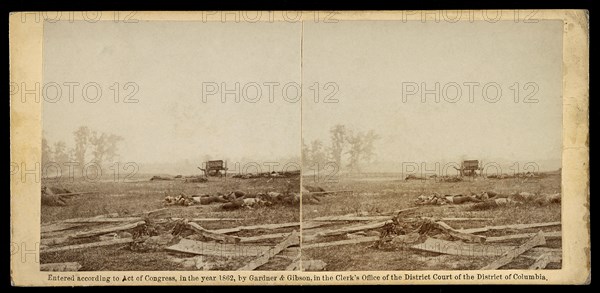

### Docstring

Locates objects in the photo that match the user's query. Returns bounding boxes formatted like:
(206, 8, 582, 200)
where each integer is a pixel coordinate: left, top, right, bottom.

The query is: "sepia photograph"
(300, 20, 563, 272)
(39, 20, 302, 271)
(9, 10, 589, 285)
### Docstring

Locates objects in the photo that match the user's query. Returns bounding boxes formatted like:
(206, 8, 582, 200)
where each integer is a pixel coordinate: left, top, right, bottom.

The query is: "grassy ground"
(40, 173, 561, 271)
(42, 175, 299, 225)
(40, 175, 300, 271)
(301, 174, 562, 271)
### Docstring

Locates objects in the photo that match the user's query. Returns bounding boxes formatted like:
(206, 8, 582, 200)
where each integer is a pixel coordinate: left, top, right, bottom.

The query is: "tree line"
(302, 124, 379, 173)
(42, 126, 123, 172)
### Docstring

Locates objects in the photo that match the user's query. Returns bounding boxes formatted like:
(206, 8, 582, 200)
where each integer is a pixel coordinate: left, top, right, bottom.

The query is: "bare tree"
(345, 129, 363, 173)
(73, 126, 91, 168)
(345, 129, 380, 173)
(104, 134, 123, 162)
(53, 141, 70, 165)
(362, 130, 380, 163)
(89, 131, 107, 164)
(89, 131, 123, 165)
(329, 124, 347, 172)
(310, 139, 328, 167)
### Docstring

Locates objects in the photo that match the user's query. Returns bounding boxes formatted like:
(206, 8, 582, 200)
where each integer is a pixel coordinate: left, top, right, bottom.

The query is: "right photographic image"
(300, 20, 563, 271)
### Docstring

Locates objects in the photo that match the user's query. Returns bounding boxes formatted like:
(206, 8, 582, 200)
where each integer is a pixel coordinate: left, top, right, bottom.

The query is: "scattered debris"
(41, 186, 68, 206)
(71, 221, 145, 239)
(304, 221, 387, 243)
(459, 221, 561, 234)
(237, 231, 300, 271)
(164, 194, 195, 206)
(41, 238, 134, 254)
(411, 237, 513, 257)
(414, 191, 561, 208)
(232, 170, 300, 179)
(131, 234, 175, 252)
(302, 260, 327, 271)
(303, 206, 561, 270)
(415, 193, 482, 205)
(211, 222, 299, 234)
(480, 231, 546, 270)
(303, 236, 380, 249)
(150, 176, 174, 181)
(405, 174, 426, 180)
(529, 253, 553, 269)
(240, 233, 290, 243)
(187, 222, 240, 243)
(486, 231, 561, 243)
(64, 217, 142, 224)
(168, 255, 208, 270)
(469, 198, 520, 210)
(166, 238, 271, 257)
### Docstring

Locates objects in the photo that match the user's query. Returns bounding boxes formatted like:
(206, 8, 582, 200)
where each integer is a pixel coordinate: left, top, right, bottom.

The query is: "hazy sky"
(302, 21, 563, 168)
(43, 21, 301, 164)
(43, 20, 563, 169)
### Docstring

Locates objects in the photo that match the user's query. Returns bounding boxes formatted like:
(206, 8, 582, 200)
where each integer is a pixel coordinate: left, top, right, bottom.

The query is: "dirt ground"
(40, 175, 300, 271)
(301, 173, 562, 271)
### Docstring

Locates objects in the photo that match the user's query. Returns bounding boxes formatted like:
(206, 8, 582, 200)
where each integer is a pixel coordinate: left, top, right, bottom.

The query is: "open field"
(39, 171, 561, 271)
(301, 173, 562, 271)
(40, 175, 300, 271)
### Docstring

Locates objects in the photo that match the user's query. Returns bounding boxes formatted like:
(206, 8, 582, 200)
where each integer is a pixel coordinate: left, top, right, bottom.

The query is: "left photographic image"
(39, 20, 302, 271)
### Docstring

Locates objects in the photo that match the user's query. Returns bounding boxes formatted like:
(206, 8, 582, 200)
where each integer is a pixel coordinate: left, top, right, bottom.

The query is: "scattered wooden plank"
(275, 247, 300, 260)
(275, 246, 300, 261)
(309, 207, 418, 222)
(42, 214, 122, 232)
(411, 237, 515, 257)
(54, 191, 98, 197)
(41, 223, 84, 234)
(40, 262, 82, 271)
(310, 216, 392, 222)
(308, 216, 492, 223)
(285, 251, 302, 271)
(529, 253, 553, 269)
(302, 260, 327, 271)
(480, 231, 546, 270)
(188, 222, 240, 243)
(239, 233, 289, 243)
(309, 221, 387, 239)
(122, 180, 148, 183)
(521, 252, 562, 263)
(434, 221, 486, 243)
(237, 231, 300, 271)
(211, 222, 299, 234)
(284, 257, 326, 271)
(460, 221, 561, 234)
(133, 208, 168, 218)
(303, 221, 336, 230)
(303, 236, 380, 249)
(41, 238, 134, 254)
(303, 190, 353, 195)
(166, 238, 271, 257)
(423, 217, 493, 221)
(64, 217, 143, 224)
(41, 236, 70, 246)
(380, 207, 420, 216)
(285, 259, 300, 271)
(486, 231, 561, 243)
(172, 217, 244, 222)
(71, 221, 145, 239)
